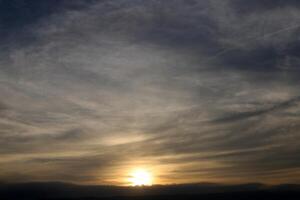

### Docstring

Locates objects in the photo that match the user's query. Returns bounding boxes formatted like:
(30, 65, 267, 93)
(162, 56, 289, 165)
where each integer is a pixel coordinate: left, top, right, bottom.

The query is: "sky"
(0, 0, 300, 186)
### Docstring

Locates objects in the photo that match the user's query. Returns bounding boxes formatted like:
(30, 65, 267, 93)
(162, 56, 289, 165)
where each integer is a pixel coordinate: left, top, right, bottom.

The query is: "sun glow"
(129, 169, 153, 186)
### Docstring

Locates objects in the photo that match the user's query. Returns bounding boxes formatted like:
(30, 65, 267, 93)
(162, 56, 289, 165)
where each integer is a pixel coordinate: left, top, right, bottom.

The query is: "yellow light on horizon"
(128, 169, 153, 186)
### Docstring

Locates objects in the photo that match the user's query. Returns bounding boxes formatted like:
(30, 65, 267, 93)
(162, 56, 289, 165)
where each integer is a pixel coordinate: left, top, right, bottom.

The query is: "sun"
(129, 169, 153, 186)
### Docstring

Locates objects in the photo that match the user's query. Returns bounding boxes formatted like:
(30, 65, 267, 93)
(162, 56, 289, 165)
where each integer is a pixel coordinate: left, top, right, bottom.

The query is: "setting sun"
(129, 169, 153, 186)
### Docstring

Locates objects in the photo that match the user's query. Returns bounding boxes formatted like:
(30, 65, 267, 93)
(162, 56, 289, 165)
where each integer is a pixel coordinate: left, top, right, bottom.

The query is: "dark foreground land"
(53, 192, 300, 200)
(4, 192, 300, 200)
(1, 182, 299, 200)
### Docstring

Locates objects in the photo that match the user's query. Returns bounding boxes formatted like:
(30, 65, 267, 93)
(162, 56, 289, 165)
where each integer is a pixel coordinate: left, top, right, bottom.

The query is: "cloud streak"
(0, 0, 300, 185)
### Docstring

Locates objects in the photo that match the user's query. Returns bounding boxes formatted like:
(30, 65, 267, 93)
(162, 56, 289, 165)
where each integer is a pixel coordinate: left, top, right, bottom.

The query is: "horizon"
(1, 0, 300, 188)
(1, 180, 298, 187)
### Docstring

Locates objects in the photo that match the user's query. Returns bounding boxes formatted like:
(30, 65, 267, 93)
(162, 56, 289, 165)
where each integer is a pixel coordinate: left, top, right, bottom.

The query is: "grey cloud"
(213, 96, 300, 123)
(231, 0, 300, 14)
(0, 128, 91, 154)
(0, 0, 300, 184)
(0, 101, 9, 114)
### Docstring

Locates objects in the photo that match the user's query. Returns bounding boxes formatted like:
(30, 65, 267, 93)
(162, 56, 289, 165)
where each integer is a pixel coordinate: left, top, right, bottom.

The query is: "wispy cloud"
(0, 0, 300, 185)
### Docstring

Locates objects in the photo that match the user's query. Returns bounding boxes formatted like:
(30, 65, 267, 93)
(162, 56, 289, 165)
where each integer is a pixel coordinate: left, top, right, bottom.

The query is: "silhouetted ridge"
(0, 182, 299, 200)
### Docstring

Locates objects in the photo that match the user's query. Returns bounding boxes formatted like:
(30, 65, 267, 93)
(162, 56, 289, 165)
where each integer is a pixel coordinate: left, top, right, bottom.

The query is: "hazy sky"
(1, 0, 300, 185)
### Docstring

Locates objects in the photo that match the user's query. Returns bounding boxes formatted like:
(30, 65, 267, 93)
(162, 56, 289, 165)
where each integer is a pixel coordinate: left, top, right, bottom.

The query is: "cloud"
(212, 95, 300, 123)
(0, 101, 9, 113)
(231, 0, 300, 14)
(0, 0, 300, 184)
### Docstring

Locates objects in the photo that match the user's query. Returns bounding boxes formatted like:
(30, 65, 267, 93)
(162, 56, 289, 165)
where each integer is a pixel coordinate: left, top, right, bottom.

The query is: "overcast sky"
(0, 0, 300, 185)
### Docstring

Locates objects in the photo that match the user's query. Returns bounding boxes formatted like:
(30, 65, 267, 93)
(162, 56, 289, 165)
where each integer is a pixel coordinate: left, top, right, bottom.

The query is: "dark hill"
(0, 182, 299, 200)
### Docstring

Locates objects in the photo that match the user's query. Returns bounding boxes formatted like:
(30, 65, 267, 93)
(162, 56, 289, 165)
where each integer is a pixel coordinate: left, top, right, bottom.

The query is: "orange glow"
(128, 169, 153, 186)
